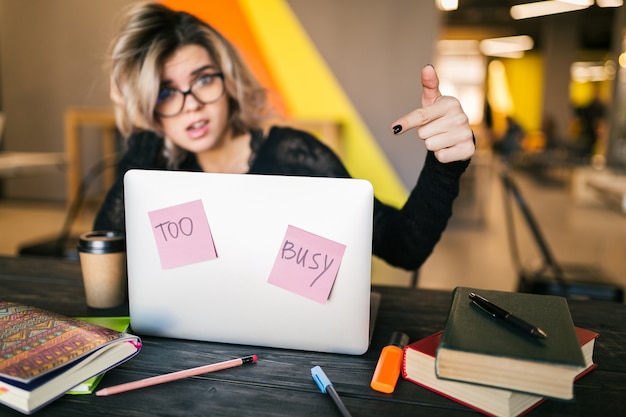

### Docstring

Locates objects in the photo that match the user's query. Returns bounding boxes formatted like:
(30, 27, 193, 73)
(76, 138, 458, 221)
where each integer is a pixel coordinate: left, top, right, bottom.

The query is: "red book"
(402, 327, 598, 417)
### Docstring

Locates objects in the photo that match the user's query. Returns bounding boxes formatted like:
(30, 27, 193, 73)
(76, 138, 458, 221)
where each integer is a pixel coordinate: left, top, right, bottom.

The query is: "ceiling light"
(436, 0, 458, 11)
(571, 61, 616, 82)
(559, 0, 593, 5)
(597, 0, 623, 7)
(510, 1, 591, 20)
(437, 40, 481, 55)
(479, 35, 534, 58)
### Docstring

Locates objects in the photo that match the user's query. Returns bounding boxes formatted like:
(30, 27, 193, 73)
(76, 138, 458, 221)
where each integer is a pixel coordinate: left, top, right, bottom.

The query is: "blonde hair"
(108, 2, 269, 166)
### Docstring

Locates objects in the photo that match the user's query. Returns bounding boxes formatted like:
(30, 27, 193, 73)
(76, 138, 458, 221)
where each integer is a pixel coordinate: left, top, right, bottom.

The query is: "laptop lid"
(124, 169, 374, 354)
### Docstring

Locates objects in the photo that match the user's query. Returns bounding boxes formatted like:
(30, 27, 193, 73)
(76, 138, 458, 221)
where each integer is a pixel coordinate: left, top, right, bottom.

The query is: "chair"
(0, 111, 66, 179)
(18, 154, 119, 260)
(500, 169, 624, 303)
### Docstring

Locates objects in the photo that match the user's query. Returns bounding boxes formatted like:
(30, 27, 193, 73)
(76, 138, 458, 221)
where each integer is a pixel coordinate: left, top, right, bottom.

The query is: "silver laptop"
(124, 169, 374, 354)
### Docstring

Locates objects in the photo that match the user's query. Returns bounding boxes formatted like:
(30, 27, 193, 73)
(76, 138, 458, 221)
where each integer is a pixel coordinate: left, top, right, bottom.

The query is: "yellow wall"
(502, 53, 544, 133)
(570, 80, 612, 107)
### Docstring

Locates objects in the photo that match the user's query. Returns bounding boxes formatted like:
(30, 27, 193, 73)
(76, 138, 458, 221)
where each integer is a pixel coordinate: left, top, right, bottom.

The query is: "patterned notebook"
(0, 301, 141, 414)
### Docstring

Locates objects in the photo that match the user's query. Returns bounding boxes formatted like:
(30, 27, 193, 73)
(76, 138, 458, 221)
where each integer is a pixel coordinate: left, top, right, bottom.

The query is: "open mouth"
(188, 120, 208, 130)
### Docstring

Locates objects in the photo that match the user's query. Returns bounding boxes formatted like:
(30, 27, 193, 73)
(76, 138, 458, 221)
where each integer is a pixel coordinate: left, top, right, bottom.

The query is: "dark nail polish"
(393, 125, 402, 134)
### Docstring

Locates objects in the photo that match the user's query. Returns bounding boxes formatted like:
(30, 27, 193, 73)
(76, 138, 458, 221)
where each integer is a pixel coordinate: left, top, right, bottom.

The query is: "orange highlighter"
(370, 331, 409, 393)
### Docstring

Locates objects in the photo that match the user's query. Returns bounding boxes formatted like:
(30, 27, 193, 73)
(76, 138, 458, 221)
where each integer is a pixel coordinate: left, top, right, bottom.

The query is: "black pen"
(469, 292, 548, 339)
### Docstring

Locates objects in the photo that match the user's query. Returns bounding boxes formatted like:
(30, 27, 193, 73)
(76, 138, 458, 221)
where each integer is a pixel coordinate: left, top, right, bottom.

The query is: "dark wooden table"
(1, 256, 625, 416)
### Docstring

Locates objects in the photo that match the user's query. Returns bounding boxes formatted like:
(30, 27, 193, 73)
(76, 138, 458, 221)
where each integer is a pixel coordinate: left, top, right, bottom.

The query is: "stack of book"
(401, 287, 599, 417)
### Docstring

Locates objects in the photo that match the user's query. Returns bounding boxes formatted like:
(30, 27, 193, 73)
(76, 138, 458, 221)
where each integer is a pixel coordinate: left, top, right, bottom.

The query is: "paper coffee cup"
(77, 231, 126, 308)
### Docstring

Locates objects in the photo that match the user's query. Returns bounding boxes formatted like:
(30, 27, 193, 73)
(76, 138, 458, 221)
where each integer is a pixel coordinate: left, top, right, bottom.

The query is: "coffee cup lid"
(77, 231, 125, 254)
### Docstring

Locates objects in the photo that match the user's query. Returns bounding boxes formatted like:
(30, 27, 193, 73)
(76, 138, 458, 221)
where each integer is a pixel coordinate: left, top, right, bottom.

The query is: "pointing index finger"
(391, 65, 443, 135)
(391, 108, 429, 135)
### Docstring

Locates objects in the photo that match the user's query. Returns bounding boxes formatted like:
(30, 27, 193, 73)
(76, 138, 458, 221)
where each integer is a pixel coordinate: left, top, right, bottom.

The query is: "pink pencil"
(95, 355, 257, 396)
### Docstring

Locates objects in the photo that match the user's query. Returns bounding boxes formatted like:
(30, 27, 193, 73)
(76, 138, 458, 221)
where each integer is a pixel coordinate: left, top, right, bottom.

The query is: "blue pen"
(311, 366, 353, 417)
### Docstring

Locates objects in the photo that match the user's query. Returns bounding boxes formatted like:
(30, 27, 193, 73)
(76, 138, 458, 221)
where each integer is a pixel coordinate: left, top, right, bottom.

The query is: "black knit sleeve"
(372, 152, 469, 270)
(92, 131, 165, 233)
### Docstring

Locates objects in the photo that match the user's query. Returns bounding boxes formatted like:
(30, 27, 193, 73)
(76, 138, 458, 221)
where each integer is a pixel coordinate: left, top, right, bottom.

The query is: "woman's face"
(157, 44, 230, 154)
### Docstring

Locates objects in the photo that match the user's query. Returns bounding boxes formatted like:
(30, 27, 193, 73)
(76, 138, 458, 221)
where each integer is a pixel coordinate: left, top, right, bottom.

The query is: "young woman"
(94, 2, 475, 271)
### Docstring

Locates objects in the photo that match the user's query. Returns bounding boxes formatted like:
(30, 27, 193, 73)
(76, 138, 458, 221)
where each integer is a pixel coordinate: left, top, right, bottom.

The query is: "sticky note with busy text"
(267, 225, 346, 304)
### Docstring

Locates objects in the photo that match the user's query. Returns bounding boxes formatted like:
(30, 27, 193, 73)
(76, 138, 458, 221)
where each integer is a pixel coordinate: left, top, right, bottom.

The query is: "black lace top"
(94, 126, 470, 270)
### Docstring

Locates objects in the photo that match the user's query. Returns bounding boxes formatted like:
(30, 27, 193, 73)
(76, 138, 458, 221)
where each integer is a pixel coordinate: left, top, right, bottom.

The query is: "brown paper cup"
(77, 231, 126, 308)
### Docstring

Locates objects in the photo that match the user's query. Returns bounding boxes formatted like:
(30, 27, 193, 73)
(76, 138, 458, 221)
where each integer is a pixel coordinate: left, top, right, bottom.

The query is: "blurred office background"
(0, 1, 625, 295)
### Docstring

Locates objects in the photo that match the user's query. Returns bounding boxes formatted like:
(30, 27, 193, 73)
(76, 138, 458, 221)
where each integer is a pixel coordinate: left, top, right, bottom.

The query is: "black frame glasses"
(155, 72, 225, 117)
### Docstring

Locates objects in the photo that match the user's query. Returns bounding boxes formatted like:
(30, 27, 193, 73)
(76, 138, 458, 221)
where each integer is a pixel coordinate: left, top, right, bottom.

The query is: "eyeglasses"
(155, 72, 225, 117)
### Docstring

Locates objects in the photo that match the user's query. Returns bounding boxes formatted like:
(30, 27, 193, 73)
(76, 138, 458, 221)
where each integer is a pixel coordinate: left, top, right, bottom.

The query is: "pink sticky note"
(267, 225, 346, 304)
(148, 199, 217, 269)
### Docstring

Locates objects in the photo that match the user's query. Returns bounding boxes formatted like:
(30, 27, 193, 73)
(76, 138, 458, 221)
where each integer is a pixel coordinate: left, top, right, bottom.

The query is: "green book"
(435, 287, 586, 400)
(66, 317, 131, 395)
